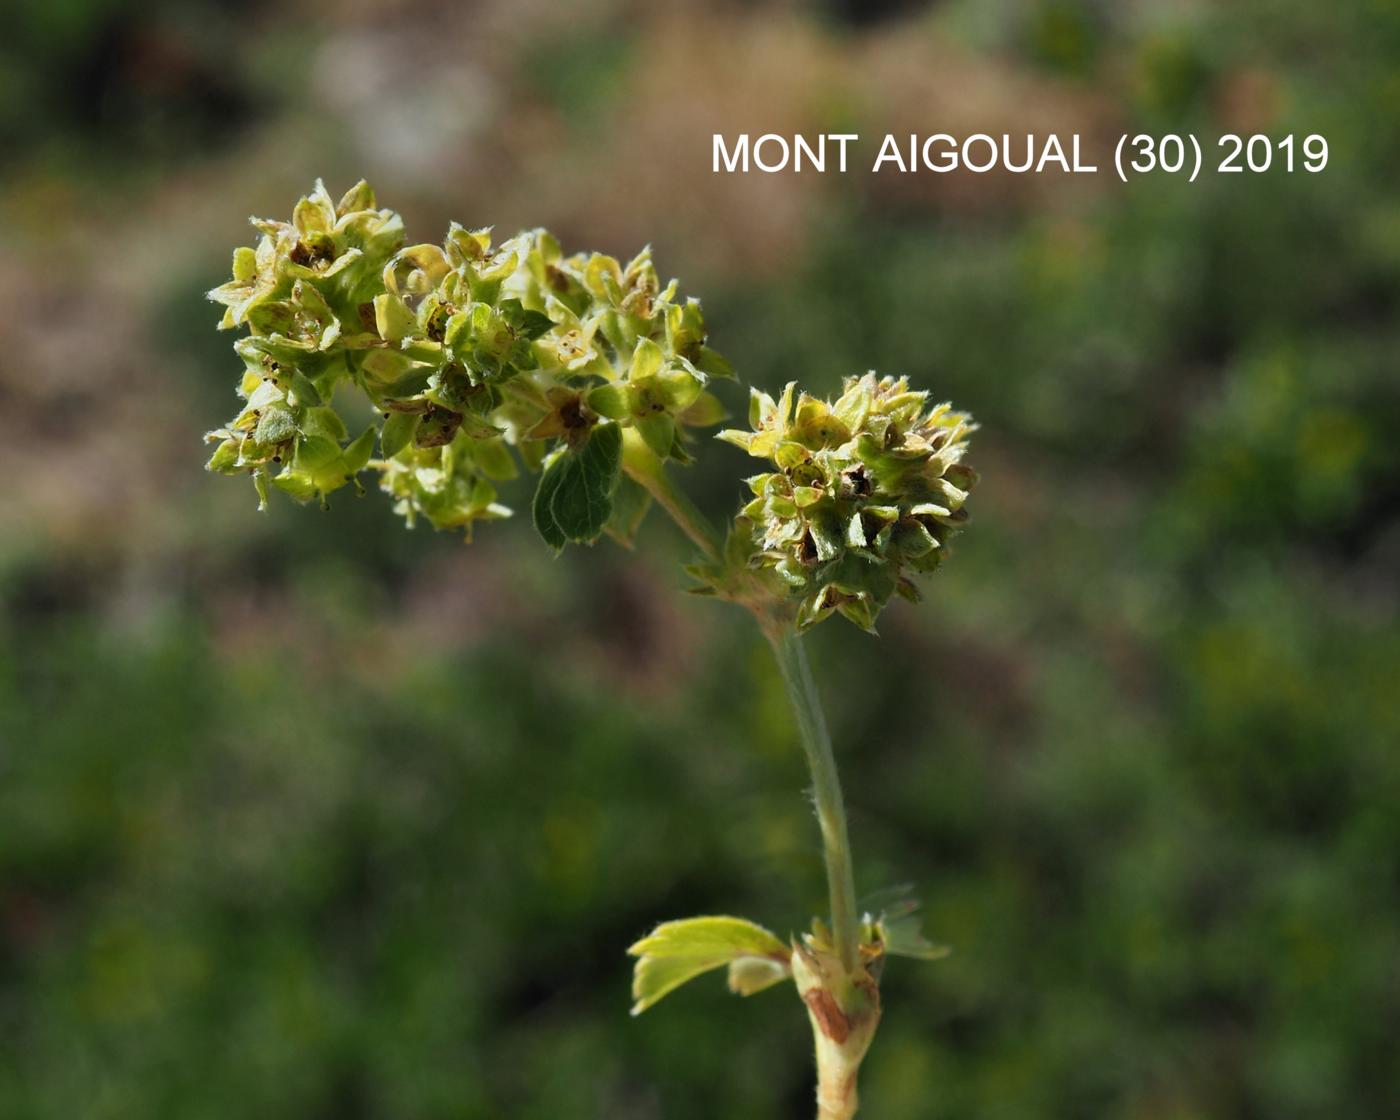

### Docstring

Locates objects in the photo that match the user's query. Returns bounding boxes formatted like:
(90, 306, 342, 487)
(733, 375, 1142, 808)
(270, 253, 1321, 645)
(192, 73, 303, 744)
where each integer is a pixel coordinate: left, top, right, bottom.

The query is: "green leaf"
(553, 423, 622, 541)
(876, 901, 951, 962)
(808, 512, 842, 562)
(531, 458, 568, 552)
(861, 889, 952, 963)
(627, 916, 790, 1015)
(360, 347, 425, 389)
(531, 422, 623, 551)
(499, 298, 554, 341)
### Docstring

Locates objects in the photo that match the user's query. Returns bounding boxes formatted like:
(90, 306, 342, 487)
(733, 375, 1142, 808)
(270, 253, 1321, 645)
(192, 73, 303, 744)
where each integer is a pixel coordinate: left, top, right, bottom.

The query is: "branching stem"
(629, 431, 860, 977)
(620, 429, 723, 562)
(609, 437, 873, 1118)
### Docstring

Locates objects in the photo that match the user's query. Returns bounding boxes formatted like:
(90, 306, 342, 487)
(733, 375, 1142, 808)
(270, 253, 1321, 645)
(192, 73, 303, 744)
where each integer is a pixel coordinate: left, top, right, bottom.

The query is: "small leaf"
(628, 916, 791, 1015)
(878, 913, 951, 961)
(551, 422, 622, 542)
(867, 892, 952, 963)
(748, 386, 775, 430)
(499, 298, 554, 341)
(531, 456, 568, 552)
(293, 192, 331, 236)
(531, 422, 623, 551)
(657, 366, 705, 412)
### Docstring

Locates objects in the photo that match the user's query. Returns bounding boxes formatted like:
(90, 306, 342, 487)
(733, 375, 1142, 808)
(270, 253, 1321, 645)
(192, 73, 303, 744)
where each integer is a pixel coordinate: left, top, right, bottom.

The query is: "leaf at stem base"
(627, 915, 792, 1015)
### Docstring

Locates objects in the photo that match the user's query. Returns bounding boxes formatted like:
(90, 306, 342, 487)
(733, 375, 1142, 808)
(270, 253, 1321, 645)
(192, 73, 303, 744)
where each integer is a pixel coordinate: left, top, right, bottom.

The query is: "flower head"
(717, 374, 977, 630)
(204, 182, 732, 543)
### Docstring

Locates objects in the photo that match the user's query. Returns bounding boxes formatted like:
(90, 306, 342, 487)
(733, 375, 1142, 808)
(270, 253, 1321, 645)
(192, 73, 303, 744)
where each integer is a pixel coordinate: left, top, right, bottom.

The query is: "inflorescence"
(205, 181, 975, 630)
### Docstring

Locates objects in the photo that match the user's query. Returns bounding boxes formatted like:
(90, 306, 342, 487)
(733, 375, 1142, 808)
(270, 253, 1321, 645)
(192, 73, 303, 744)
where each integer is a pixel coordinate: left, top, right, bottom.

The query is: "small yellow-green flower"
(208, 179, 403, 335)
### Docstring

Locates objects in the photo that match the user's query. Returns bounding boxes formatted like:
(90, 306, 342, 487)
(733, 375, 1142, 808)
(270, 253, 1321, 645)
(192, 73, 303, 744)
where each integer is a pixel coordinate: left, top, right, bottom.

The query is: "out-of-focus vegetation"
(2, 1, 1398, 1117)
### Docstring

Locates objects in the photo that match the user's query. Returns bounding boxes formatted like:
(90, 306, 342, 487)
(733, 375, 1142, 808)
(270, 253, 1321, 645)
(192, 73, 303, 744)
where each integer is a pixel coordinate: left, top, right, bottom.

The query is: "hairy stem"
(623, 441, 860, 974)
(626, 448, 875, 1117)
(620, 429, 723, 562)
(766, 627, 861, 977)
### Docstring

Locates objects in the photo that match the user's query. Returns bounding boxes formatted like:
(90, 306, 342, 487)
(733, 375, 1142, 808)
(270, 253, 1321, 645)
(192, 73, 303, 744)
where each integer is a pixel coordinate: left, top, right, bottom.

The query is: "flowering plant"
(205, 181, 977, 1119)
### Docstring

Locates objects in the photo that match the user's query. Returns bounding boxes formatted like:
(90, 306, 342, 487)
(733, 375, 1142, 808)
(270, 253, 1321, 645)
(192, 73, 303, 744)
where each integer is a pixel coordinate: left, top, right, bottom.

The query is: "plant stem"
(628, 447, 875, 1117)
(620, 429, 723, 562)
(765, 627, 860, 977)
(622, 439, 860, 974)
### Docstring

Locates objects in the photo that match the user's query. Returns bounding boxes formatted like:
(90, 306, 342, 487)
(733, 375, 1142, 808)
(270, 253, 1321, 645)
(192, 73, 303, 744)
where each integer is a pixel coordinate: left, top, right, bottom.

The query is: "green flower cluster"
(205, 180, 731, 542)
(717, 375, 977, 631)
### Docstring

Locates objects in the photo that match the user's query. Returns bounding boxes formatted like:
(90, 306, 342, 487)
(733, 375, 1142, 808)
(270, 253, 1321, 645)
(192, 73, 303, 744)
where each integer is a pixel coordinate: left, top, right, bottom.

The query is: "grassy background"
(2, 1, 1398, 1117)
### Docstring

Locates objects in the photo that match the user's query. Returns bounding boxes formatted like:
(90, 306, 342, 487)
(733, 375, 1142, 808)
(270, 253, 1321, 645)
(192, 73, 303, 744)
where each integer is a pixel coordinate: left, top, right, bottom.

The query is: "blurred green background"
(2, 1, 1398, 1117)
